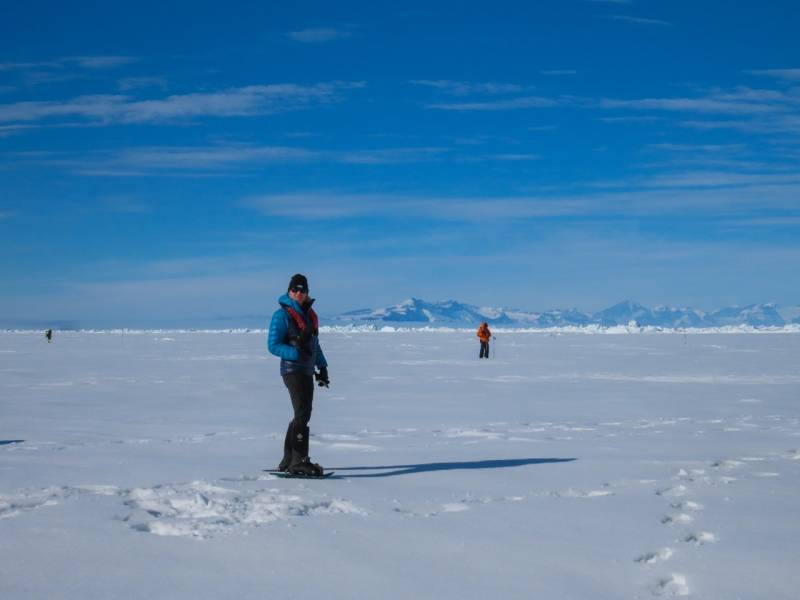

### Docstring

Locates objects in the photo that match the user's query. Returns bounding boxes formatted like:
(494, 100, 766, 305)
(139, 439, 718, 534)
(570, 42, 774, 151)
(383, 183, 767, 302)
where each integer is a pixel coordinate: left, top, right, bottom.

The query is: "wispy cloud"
(487, 154, 541, 161)
(746, 69, 800, 82)
(336, 147, 450, 164)
(0, 60, 54, 71)
(0, 124, 34, 137)
(120, 145, 319, 169)
(96, 195, 153, 214)
(66, 56, 139, 69)
(240, 171, 800, 222)
(60, 145, 320, 176)
(683, 114, 800, 135)
(412, 79, 588, 111)
(598, 85, 800, 137)
(592, 170, 800, 191)
(411, 80, 529, 95)
(602, 15, 671, 26)
(425, 96, 577, 111)
(597, 115, 663, 123)
(117, 76, 169, 91)
(0, 82, 365, 124)
(602, 86, 800, 115)
(18, 142, 452, 176)
(0, 56, 139, 86)
(601, 96, 780, 115)
(288, 28, 353, 43)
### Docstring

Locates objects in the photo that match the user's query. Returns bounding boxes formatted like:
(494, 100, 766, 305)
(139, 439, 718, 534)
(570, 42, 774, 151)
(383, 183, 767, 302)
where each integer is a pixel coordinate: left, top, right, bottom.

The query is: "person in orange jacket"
(477, 322, 492, 358)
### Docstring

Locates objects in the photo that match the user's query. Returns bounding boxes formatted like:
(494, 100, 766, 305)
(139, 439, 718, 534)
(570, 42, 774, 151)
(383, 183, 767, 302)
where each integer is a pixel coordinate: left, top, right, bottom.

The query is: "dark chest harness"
(283, 305, 319, 343)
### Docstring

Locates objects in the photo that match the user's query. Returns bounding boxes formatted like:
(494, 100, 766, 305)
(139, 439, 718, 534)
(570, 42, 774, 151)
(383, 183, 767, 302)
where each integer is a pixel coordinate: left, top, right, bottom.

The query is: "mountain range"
(334, 299, 800, 329)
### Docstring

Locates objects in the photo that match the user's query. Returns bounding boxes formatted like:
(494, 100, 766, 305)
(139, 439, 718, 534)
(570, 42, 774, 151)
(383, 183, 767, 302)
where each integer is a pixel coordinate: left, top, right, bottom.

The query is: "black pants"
(280, 373, 315, 466)
(480, 341, 490, 358)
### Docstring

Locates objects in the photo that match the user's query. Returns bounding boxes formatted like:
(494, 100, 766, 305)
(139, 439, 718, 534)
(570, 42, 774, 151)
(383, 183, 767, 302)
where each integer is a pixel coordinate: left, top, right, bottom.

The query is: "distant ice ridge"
(335, 298, 800, 329)
(4, 324, 800, 334)
(322, 323, 800, 334)
(3, 300, 799, 334)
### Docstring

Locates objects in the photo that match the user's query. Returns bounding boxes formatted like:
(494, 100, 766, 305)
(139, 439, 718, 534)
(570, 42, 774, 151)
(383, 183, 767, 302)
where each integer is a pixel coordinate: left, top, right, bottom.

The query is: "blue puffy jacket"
(268, 294, 328, 376)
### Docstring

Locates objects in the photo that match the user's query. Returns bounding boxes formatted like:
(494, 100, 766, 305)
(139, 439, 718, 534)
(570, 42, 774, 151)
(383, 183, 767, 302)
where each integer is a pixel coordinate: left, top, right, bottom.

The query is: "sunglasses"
(290, 287, 308, 294)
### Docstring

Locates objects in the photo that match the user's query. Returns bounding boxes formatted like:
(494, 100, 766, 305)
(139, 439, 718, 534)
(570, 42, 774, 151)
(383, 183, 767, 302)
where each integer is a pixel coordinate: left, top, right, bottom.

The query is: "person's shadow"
(332, 457, 576, 478)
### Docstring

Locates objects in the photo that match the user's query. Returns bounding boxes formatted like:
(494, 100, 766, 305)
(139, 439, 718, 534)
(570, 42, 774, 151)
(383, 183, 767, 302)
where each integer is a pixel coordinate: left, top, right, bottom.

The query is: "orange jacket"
(477, 322, 491, 342)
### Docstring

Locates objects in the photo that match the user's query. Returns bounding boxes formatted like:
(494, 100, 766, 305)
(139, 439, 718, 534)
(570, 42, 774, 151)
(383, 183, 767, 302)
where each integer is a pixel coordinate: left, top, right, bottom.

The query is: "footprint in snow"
(655, 485, 688, 497)
(634, 547, 673, 565)
(653, 573, 690, 597)
(661, 513, 693, 526)
(711, 459, 744, 470)
(684, 531, 718, 545)
(670, 500, 703, 512)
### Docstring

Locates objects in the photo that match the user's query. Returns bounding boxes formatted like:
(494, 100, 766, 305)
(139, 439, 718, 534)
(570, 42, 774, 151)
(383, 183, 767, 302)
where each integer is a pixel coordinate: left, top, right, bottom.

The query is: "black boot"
(277, 422, 293, 471)
(289, 423, 310, 458)
(286, 424, 323, 476)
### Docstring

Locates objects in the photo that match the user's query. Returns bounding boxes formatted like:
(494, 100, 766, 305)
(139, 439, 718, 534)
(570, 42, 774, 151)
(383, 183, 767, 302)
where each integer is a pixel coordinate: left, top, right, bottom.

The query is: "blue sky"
(2, 0, 800, 328)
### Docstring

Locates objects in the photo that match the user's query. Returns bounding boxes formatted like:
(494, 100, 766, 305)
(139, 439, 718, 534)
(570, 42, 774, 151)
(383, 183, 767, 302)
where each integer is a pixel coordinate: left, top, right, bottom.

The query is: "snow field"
(1, 330, 799, 598)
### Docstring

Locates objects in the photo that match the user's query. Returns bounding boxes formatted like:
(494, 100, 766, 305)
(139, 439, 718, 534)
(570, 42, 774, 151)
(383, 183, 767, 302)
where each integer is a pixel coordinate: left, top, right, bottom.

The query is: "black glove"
(315, 367, 330, 388)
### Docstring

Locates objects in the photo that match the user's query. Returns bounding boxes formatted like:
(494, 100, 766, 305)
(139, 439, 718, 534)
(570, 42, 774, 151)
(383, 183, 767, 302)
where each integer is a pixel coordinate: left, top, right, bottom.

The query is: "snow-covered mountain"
(334, 299, 800, 328)
(337, 298, 577, 327)
(707, 303, 788, 327)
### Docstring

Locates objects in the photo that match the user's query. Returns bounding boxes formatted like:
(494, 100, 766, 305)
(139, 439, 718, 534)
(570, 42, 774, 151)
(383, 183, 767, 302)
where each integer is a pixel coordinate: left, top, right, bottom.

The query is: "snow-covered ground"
(2, 330, 799, 599)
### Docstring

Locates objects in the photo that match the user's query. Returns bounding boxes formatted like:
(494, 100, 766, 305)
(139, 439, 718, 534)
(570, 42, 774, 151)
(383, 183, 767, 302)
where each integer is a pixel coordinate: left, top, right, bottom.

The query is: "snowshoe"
(287, 456, 323, 477)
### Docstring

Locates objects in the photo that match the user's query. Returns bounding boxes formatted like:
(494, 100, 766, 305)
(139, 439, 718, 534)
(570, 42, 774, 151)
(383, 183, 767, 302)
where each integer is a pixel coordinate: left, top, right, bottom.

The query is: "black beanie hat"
(288, 274, 309, 293)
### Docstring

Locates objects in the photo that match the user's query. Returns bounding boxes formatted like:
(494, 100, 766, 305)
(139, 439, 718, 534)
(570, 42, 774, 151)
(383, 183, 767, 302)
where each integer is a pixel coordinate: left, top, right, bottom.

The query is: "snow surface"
(2, 330, 799, 599)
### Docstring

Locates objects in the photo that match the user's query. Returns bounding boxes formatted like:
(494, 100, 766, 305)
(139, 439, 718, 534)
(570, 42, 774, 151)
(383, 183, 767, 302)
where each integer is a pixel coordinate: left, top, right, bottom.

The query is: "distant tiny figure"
(45, 329, 52, 343)
(477, 322, 492, 358)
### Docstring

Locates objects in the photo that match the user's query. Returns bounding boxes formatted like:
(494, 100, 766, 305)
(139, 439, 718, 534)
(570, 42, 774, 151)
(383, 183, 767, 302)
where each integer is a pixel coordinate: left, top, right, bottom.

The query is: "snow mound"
(122, 478, 366, 538)
(0, 478, 366, 539)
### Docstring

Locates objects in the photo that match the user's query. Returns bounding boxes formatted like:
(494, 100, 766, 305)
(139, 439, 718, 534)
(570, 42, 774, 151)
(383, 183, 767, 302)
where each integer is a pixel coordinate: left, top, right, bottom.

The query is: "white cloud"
(601, 88, 794, 116)
(0, 82, 365, 124)
(603, 15, 671, 26)
(0, 124, 34, 137)
(22, 142, 452, 177)
(746, 69, 800, 82)
(598, 85, 800, 136)
(487, 154, 541, 161)
(65, 56, 139, 69)
(0, 56, 138, 74)
(117, 76, 169, 91)
(597, 170, 800, 191)
(684, 114, 800, 134)
(411, 80, 528, 95)
(288, 28, 353, 43)
(240, 173, 800, 222)
(109, 144, 320, 170)
(335, 147, 449, 164)
(425, 96, 574, 111)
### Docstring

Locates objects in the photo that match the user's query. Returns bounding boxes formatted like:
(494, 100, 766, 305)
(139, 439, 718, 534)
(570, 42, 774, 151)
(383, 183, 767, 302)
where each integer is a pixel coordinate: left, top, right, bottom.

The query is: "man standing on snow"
(268, 274, 330, 476)
(477, 322, 492, 359)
